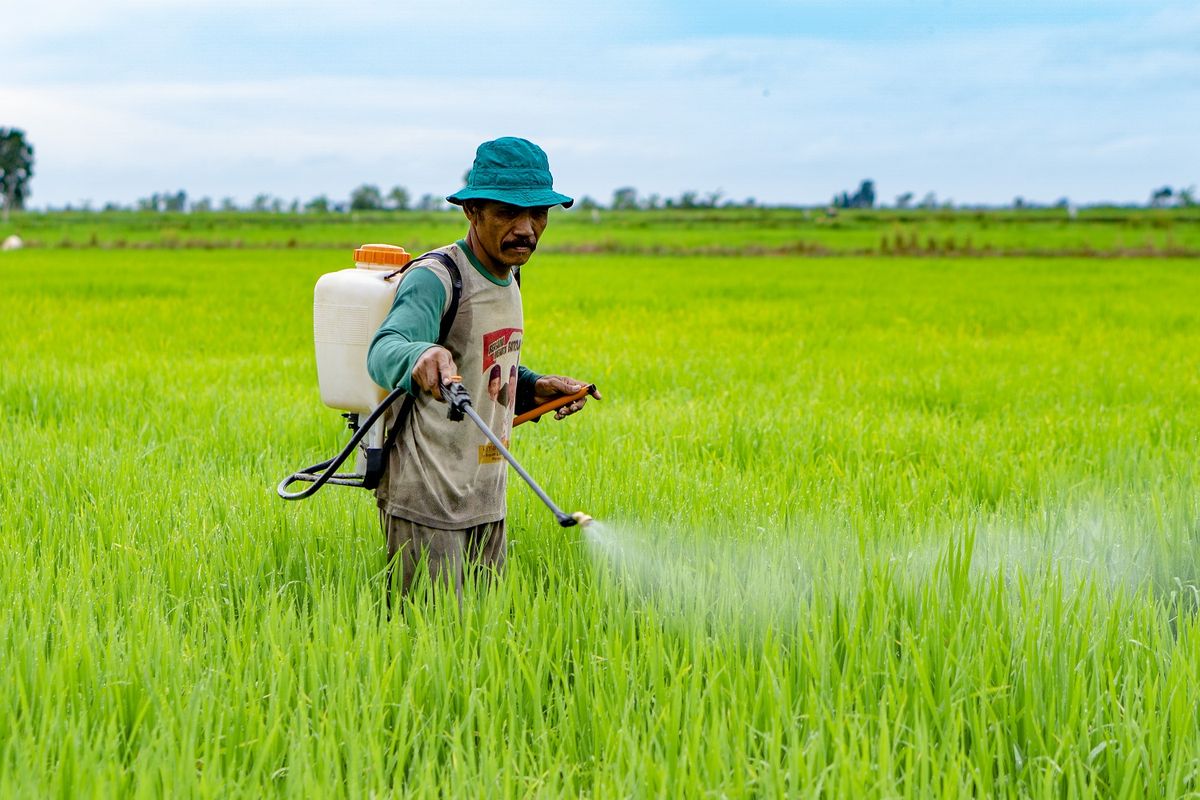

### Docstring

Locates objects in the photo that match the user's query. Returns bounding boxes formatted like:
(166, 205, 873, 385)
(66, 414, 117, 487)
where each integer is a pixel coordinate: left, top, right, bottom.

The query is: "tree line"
(56, 186, 762, 214)
(834, 179, 1197, 212)
(3, 128, 1197, 216)
(30, 184, 1200, 215)
(119, 185, 451, 214)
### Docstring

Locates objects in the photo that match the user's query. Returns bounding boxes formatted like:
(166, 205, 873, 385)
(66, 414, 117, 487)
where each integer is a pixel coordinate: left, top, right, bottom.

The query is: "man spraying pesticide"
(278, 137, 598, 603)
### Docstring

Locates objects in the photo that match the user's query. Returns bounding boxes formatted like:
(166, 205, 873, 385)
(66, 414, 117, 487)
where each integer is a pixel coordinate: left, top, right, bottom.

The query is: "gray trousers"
(384, 514, 507, 604)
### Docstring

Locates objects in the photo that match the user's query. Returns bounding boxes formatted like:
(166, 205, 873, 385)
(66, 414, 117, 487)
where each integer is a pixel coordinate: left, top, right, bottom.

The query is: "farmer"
(367, 136, 597, 602)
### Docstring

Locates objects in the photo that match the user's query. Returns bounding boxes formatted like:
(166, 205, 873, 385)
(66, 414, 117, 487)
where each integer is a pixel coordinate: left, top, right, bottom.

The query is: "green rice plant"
(0, 248, 1198, 796)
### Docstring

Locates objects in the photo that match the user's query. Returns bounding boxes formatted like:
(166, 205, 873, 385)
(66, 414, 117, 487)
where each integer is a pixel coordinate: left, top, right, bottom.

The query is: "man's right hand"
(411, 346, 458, 400)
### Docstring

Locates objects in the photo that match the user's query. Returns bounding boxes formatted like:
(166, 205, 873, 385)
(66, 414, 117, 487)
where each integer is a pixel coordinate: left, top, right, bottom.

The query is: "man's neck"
(465, 230, 512, 282)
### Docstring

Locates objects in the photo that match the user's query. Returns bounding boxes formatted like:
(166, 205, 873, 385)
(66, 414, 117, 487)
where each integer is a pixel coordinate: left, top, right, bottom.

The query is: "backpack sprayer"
(275, 243, 594, 528)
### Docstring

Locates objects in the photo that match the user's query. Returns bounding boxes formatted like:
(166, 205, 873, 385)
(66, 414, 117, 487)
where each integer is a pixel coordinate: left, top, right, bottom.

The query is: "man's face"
(465, 201, 550, 271)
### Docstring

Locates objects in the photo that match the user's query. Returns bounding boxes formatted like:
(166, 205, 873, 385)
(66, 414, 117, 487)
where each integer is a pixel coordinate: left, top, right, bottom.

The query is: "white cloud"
(3, 2, 1196, 206)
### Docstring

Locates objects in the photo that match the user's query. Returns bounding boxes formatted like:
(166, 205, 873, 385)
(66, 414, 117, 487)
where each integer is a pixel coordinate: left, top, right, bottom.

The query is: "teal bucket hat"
(447, 137, 574, 209)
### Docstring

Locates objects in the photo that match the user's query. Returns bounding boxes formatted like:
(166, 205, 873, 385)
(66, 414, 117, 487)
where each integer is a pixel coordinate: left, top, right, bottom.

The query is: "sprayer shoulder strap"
(425, 251, 464, 345)
(391, 250, 462, 345)
(384, 249, 462, 344)
(379, 250, 463, 460)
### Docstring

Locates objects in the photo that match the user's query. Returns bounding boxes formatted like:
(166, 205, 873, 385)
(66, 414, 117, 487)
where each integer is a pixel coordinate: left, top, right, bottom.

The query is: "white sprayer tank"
(313, 244, 411, 413)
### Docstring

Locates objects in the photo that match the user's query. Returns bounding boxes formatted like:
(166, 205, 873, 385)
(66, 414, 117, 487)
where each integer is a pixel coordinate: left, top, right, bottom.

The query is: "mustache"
(501, 238, 537, 251)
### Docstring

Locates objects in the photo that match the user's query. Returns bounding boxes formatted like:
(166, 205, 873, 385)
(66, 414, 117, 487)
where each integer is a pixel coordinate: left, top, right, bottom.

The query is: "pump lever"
(440, 376, 471, 421)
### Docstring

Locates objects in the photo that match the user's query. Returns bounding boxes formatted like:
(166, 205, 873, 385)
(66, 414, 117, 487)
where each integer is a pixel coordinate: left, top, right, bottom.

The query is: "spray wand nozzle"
(440, 378, 592, 528)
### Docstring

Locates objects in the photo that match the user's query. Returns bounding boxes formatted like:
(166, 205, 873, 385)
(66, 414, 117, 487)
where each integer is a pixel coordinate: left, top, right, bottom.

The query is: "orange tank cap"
(354, 243, 412, 267)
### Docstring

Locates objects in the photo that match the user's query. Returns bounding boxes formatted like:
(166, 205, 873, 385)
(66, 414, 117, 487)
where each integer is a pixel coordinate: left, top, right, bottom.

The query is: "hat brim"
(446, 187, 574, 209)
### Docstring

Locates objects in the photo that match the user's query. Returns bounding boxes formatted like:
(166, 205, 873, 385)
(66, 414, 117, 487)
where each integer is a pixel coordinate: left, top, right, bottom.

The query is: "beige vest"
(376, 243, 523, 529)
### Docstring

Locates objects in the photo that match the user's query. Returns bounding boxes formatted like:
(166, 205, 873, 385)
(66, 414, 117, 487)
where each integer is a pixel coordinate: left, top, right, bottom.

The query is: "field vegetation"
(3, 205, 1200, 257)
(1, 211, 1198, 796)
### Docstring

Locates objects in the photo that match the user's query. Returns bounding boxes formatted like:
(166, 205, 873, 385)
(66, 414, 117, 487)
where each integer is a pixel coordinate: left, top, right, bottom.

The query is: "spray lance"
(440, 378, 593, 528)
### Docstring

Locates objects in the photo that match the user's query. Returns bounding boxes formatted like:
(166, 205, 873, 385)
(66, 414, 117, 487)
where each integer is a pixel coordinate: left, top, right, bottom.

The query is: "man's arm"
(515, 366, 543, 415)
(366, 267, 447, 394)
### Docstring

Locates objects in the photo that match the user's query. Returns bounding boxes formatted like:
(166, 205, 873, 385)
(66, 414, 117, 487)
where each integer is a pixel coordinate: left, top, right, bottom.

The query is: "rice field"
(7, 206, 1200, 256)
(1, 236, 1199, 796)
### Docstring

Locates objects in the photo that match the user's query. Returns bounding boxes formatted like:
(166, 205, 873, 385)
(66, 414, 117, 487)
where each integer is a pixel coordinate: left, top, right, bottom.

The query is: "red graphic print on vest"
(482, 327, 523, 406)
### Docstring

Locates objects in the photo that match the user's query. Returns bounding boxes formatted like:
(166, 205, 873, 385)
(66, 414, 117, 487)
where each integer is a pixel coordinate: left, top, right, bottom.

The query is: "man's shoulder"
(419, 242, 467, 269)
(395, 245, 463, 315)
(408, 244, 464, 280)
(410, 244, 472, 286)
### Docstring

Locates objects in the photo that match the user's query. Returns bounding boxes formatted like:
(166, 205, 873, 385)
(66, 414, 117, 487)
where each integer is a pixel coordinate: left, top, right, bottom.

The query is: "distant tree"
(251, 193, 271, 212)
(350, 184, 383, 211)
(859, 180, 876, 208)
(0, 128, 35, 222)
(576, 196, 599, 211)
(1179, 186, 1197, 207)
(387, 185, 410, 211)
(678, 190, 699, 209)
(191, 196, 213, 213)
(163, 190, 187, 212)
(644, 193, 661, 210)
(220, 197, 238, 211)
(1053, 197, 1070, 209)
(415, 193, 440, 212)
(895, 192, 914, 209)
(611, 186, 638, 211)
(1149, 186, 1173, 208)
(1013, 196, 1027, 210)
(833, 180, 875, 209)
(288, 198, 300, 214)
(137, 194, 160, 212)
(704, 189, 724, 208)
(917, 192, 937, 210)
(304, 195, 330, 214)
(270, 197, 285, 213)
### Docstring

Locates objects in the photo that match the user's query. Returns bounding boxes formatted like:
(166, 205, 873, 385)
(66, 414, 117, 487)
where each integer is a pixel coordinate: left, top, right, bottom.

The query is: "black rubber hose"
(277, 387, 406, 500)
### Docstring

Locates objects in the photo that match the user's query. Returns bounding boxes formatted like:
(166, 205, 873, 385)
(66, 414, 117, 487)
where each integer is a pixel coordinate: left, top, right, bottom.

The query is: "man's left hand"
(533, 375, 601, 420)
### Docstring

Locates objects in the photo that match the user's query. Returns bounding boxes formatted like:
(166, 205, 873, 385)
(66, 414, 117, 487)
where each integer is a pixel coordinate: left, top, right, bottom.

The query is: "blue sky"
(3, 1, 1197, 208)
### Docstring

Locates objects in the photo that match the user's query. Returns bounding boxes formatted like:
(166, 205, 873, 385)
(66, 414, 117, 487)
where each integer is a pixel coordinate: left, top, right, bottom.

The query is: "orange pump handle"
(513, 384, 597, 427)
